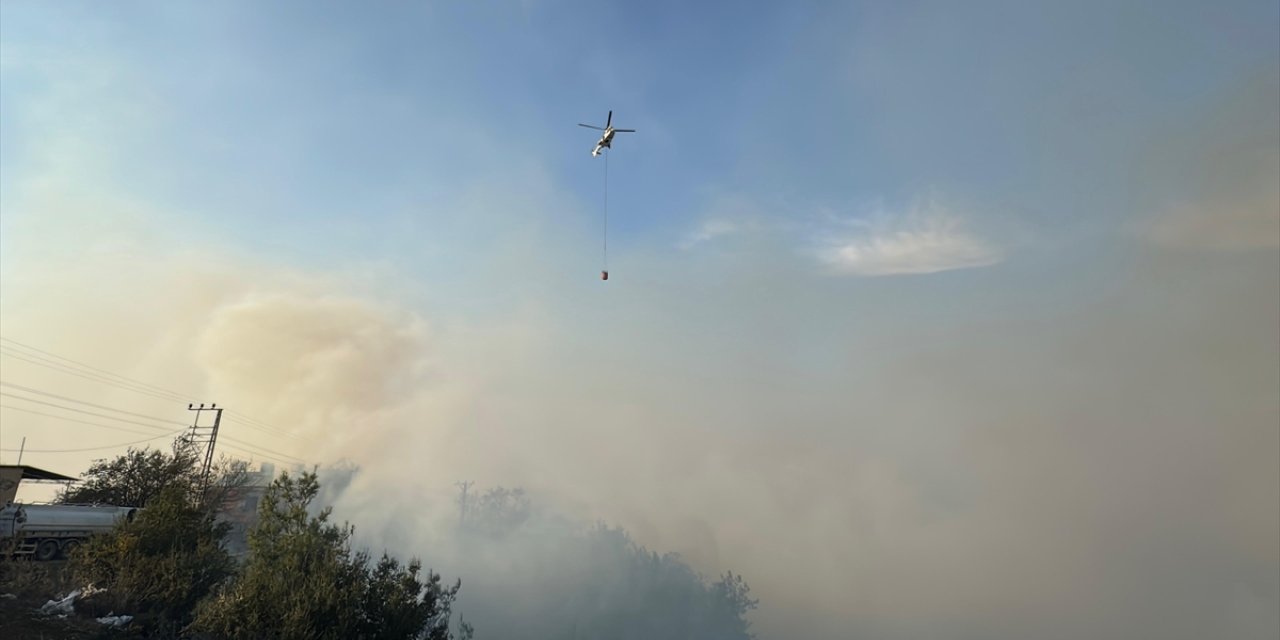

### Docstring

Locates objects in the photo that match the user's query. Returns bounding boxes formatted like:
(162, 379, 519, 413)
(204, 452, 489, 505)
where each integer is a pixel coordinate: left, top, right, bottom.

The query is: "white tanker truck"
(0, 503, 139, 561)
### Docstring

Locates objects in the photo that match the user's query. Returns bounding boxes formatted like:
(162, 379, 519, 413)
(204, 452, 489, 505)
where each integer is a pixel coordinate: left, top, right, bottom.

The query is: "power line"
(0, 381, 189, 426)
(2, 403, 301, 465)
(218, 441, 303, 467)
(0, 430, 184, 454)
(0, 390, 304, 468)
(0, 348, 190, 404)
(220, 446, 297, 467)
(0, 338, 297, 439)
(0, 392, 182, 432)
(2, 384, 304, 463)
(220, 434, 305, 464)
(0, 338, 196, 401)
(223, 415, 299, 442)
(0, 404, 164, 437)
(1, 412, 301, 465)
(0, 338, 313, 466)
(225, 411, 299, 440)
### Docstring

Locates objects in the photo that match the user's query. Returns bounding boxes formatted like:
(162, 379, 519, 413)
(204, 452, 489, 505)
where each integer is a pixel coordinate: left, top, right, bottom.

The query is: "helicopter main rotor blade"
(613, 129, 636, 133)
(578, 124, 605, 130)
(606, 110, 612, 128)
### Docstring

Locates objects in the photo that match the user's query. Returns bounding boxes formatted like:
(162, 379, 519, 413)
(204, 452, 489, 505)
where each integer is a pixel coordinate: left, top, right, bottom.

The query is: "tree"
(70, 484, 235, 636)
(59, 445, 198, 507)
(55, 441, 246, 635)
(463, 487, 531, 538)
(445, 485, 760, 640)
(707, 571, 758, 639)
(568, 524, 758, 640)
(193, 471, 463, 640)
(57, 442, 248, 512)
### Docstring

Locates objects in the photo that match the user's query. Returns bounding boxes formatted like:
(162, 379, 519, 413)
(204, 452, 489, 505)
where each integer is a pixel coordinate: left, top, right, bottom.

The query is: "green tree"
(70, 483, 235, 636)
(56, 441, 248, 635)
(58, 442, 248, 512)
(193, 471, 463, 640)
(59, 445, 198, 507)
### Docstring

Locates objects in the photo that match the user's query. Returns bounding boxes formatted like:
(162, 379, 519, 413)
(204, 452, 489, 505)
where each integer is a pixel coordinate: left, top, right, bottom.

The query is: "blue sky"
(5, 0, 1274, 270)
(2, 2, 1278, 639)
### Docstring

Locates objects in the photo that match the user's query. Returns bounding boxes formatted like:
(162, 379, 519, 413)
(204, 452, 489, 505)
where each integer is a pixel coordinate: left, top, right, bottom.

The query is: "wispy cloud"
(816, 198, 1002, 276)
(677, 192, 778, 251)
(678, 218, 744, 249)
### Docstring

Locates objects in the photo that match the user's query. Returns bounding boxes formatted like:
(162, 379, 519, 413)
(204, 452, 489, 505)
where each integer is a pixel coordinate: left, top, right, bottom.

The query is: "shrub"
(192, 472, 462, 640)
(69, 484, 234, 636)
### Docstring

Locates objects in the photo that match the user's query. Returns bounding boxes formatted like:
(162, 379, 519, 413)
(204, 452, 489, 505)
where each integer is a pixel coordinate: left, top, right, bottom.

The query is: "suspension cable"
(603, 148, 609, 275)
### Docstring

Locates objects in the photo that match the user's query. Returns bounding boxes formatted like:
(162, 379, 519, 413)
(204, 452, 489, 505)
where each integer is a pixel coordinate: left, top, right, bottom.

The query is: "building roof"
(0, 464, 79, 482)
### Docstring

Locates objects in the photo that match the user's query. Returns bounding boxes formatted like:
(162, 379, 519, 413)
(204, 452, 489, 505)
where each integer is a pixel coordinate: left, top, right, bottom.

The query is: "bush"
(570, 524, 759, 640)
(192, 472, 462, 640)
(0, 559, 75, 599)
(69, 484, 234, 636)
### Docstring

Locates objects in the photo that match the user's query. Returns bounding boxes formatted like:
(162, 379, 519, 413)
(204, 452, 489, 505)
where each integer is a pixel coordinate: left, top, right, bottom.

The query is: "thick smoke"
(5, 186, 1276, 639)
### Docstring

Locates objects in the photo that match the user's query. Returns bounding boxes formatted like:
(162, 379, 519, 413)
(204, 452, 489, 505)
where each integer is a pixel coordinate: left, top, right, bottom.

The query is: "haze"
(2, 2, 1277, 638)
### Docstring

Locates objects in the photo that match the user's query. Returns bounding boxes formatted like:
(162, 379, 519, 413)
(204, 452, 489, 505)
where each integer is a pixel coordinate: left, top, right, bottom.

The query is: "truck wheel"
(35, 540, 60, 561)
(60, 539, 81, 559)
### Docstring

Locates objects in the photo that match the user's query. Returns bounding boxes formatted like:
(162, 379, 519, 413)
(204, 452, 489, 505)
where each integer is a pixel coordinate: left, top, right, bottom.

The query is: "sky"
(1, 1, 1278, 639)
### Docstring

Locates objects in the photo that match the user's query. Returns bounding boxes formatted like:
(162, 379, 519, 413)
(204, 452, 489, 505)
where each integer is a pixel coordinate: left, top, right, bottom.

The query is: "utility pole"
(185, 403, 223, 491)
(455, 480, 474, 530)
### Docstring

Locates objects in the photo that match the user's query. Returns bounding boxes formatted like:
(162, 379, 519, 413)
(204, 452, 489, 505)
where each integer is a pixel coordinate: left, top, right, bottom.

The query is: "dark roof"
(0, 464, 78, 482)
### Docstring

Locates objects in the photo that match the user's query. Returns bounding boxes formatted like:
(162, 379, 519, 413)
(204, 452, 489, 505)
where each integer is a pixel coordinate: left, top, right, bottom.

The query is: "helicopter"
(578, 110, 635, 157)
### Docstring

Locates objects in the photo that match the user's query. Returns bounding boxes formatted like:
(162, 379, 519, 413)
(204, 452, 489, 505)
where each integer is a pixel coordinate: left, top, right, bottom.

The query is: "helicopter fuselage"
(581, 111, 632, 157)
(591, 128, 617, 156)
